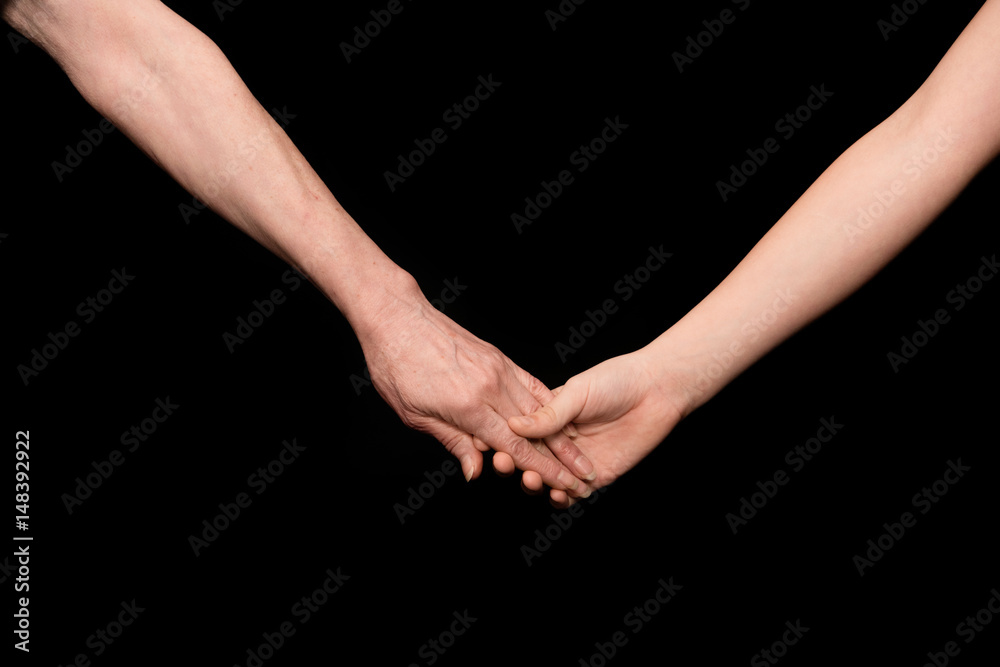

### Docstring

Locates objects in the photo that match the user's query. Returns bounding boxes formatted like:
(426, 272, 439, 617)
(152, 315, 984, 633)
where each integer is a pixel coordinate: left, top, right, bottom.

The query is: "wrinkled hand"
(494, 350, 689, 506)
(360, 297, 596, 496)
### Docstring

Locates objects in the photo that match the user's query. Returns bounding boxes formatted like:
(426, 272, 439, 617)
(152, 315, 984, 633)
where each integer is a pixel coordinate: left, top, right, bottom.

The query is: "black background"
(3, 0, 998, 665)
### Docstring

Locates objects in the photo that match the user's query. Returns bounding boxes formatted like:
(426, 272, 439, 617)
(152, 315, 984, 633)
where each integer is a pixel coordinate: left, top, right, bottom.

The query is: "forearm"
(646, 0, 1000, 415)
(5, 0, 419, 338)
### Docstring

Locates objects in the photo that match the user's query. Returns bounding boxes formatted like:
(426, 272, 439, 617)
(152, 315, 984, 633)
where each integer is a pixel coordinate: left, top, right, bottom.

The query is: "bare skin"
(495, 0, 1000, 506)
(2, 0, 597, 494)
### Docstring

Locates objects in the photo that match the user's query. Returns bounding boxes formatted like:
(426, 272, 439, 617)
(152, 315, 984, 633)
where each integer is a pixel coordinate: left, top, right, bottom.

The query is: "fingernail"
(462, 457, 474, 482)
(579, 486, 592, 499)
(575, 455, 597, 481)
(563, 422, 579, 439)
(558, 470, 580, 491)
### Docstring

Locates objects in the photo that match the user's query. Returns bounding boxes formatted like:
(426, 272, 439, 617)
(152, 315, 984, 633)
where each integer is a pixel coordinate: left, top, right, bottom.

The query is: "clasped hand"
(360, 292, 598, 500)
(360, 289, 689, 506)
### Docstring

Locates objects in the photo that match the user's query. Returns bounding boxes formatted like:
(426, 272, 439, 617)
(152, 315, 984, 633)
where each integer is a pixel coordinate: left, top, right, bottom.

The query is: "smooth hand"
(495, 350, 689, 506)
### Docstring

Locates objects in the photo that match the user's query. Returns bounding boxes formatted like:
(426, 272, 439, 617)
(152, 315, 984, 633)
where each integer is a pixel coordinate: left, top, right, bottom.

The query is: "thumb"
(448, 439, 484, 481)
(427, 422, 483, 482)
(508, 379, 586, 438)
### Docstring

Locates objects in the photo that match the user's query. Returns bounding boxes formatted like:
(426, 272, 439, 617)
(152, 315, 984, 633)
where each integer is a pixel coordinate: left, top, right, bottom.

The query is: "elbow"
(4, 0, 184, 122)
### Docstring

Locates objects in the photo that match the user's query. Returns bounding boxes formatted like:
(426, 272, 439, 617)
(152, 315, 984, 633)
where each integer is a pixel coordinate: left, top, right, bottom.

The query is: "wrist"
(348, 269, 427, 346)
(317, 251, 425, 345)
(280, 208, 426, 343)
(637, 328, 733, 419)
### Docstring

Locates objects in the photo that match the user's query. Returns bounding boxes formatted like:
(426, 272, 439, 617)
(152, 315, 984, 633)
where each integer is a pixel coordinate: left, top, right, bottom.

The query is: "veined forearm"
(647, 0, 1000, 414)
(5, 0, 418, 335)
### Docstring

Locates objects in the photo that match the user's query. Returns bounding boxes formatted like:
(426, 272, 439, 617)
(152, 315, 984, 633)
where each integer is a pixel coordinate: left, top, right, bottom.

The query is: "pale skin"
(1, 0, 598, 495)
(495, 0, 1000, 506)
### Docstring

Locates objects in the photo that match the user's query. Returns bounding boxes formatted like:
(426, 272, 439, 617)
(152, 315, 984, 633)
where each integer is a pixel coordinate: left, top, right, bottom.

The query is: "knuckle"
(479, 368, 504, 395)
(503, 437, 530, 463)
(546, 433, 576, 459)
(463, 361, 502, 397)
(439, 433, 467, 456)
(453, 392, 481, 415)
(466, 406, 496, 434)
(525, 373, 549, 399)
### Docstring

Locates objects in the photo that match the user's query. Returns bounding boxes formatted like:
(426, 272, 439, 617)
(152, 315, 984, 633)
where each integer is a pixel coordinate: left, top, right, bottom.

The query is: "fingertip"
(521, 470, 543, 492)
(557, 468, 582, 493)
(492, 451, 515, 477)
(521, 473, 543, 496)
(574, 453, 597, 481)
(549, 489, 571, 509)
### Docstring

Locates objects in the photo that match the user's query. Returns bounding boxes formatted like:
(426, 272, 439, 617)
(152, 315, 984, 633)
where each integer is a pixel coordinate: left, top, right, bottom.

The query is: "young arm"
(500, 0, 1000, 505)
